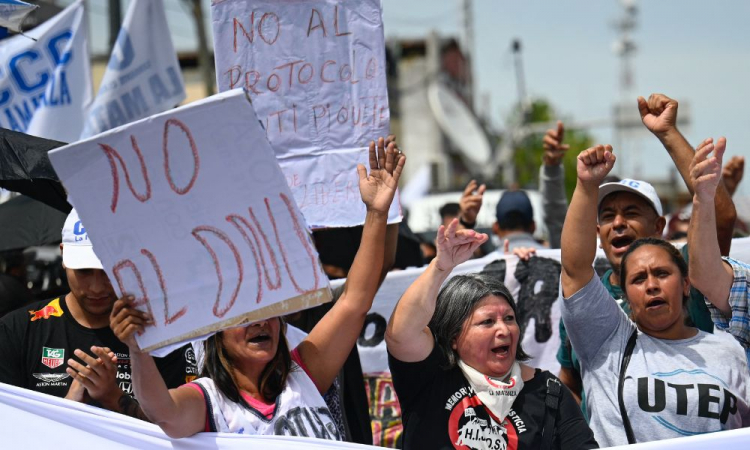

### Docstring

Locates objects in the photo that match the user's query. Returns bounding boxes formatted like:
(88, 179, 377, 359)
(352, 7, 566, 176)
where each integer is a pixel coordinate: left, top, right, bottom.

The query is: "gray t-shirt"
(561, 274, 750, 447)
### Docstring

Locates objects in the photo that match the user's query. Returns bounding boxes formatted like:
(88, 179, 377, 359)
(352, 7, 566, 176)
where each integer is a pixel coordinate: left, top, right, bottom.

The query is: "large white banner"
(0, 382, 381, 449)
(0, 0, 91, 142)
(1, 381, 749, 449)
(211, 0, 398, 228)
(49, 89, 331, 354)
(81, 0, 185, 139)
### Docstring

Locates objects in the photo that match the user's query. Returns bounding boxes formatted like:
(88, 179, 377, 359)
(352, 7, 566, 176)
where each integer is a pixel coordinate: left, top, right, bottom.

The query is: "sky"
(381, 0, 750, 197)
(70, 0, 750, 197)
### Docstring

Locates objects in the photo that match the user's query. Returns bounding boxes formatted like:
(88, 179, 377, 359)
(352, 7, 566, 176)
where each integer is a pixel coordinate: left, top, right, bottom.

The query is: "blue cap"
(495, 190, 533, 224)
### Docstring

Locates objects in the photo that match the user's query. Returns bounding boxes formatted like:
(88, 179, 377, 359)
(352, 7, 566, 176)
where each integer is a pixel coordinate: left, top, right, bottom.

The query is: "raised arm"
(380, 135, 401, 285)
(110, 297, 205, 438)
(458, 179, 486, 230)
(638, 94, 736, 255)
(561, 145, 616, 297)
(541, 120, 570, 248)
(688, 137, 734, 315)
(299, 138, 405, 393)
(722, 155, 745, 197)
(386, 220, 488, 362)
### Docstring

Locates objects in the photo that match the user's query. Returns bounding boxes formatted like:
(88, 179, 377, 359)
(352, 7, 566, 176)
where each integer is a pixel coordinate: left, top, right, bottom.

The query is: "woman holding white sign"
(110, 138, 404, 438)
(385, 220, 598, 449)
(560, 143, 750, 447)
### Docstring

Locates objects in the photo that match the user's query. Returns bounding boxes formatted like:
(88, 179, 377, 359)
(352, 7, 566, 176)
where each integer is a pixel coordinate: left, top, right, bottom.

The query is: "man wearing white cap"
(0, 209, 197, 418)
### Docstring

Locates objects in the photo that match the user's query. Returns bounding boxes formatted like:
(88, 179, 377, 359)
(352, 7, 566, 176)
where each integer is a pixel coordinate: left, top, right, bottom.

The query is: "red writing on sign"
(224, 55, 377, 96)
(111, 193, 321, 325)
(232, 6, 351, 53)
(99, 118, 200, 213)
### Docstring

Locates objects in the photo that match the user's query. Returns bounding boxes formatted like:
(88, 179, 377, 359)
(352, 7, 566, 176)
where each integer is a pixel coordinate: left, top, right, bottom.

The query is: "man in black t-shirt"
(0, 209, 197, 419)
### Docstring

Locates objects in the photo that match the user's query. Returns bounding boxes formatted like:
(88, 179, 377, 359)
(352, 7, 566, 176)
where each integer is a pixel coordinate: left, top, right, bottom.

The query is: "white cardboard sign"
(49, 89, 331, 354)
(211, 0, 399, 228)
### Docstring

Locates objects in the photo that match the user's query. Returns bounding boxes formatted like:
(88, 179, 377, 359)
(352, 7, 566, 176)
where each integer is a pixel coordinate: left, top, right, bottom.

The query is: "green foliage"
(511, 99, 593, 200)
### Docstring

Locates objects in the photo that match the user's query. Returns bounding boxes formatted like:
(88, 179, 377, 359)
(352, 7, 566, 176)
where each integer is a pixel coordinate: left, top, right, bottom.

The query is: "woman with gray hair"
(386, 220, 597, 450)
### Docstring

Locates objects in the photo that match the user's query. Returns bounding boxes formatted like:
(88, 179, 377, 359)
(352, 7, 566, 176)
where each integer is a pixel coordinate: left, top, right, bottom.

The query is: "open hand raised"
(690, 137, 726, 203)
(357, 137, 406, 215)
(434, 219, 488, 272)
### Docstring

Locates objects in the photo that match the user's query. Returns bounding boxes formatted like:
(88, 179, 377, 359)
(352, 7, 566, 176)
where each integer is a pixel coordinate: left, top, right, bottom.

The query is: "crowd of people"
(2, 92, 750, 449)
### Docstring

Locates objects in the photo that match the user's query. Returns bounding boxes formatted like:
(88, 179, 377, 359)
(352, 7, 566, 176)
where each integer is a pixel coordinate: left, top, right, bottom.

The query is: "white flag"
(0, 0, 37, 32)
(80, 0, 185, 139)
(0, 0, 91, 142)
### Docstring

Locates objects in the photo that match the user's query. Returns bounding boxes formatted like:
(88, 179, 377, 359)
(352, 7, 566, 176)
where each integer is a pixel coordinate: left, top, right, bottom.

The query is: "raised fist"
(576, 145, 616, 186)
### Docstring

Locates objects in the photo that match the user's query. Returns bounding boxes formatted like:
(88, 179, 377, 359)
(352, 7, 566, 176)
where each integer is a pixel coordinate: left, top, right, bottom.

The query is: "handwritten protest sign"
(211, 0, 399, 228)
(49, 89, 331, 354)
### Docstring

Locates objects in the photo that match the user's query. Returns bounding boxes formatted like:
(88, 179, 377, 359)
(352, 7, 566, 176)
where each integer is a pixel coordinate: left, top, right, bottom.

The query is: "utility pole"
(495, 38, 531, 185)
(108, 0, 122, 53)
(612, 0, 638, 175)
(185, 0, 215, 97)
(462, 0, 474, 109)
(511, 38, 529, 122)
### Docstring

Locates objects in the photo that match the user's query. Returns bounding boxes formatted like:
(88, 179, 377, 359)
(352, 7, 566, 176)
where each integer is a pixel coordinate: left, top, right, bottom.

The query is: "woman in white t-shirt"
(108, 139, 404, 438)
(559, 144, 750, 447)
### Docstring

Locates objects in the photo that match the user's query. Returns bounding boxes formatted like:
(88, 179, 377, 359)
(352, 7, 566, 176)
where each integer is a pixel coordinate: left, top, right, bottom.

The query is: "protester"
(560, 144, 750, 446)
(0, 209, 197, 419)
(556, 94, 736, 413)
(109, 138, 404, 438)
(0, 250, 34, 318)
(493, 189, 545, 251)
(721, 154, 749, 237)
(688, 137, 750, 364)
(385, 220, 597, 449)
(289, 137, 403, 444)
(488, 121, 570, 253)
(439, 202, 461, 228)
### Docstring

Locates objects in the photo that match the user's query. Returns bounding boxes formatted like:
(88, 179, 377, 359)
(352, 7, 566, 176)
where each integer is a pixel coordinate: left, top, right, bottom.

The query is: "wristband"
(459, 217, 476, 229)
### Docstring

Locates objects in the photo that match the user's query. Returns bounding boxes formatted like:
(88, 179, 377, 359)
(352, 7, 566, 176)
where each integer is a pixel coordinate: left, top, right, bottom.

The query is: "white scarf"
(457, 360, 524, 422)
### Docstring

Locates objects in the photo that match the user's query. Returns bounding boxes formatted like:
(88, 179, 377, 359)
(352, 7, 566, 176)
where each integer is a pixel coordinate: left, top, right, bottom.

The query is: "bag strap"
(618, 328, 639, 444)
(541, 377, 562, 450)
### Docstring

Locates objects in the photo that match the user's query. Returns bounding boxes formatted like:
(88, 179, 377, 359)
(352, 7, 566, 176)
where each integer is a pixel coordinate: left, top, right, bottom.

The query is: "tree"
(511, 99, 593, 199)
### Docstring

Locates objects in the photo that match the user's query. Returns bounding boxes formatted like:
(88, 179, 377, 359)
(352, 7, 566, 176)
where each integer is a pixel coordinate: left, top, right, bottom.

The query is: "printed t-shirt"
(187, 349, 341, 438)
(0, 297, 198, 401)
(561, 274, 750, 447)
(187, 348, 312, 421)
(556, 244, 714, 419)
(388, 345, 598, 450)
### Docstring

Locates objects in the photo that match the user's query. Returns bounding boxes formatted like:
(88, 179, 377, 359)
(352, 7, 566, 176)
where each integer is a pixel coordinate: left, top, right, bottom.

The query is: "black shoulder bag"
(540, 377, 562, 450)
(618, 328, 639, 444)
